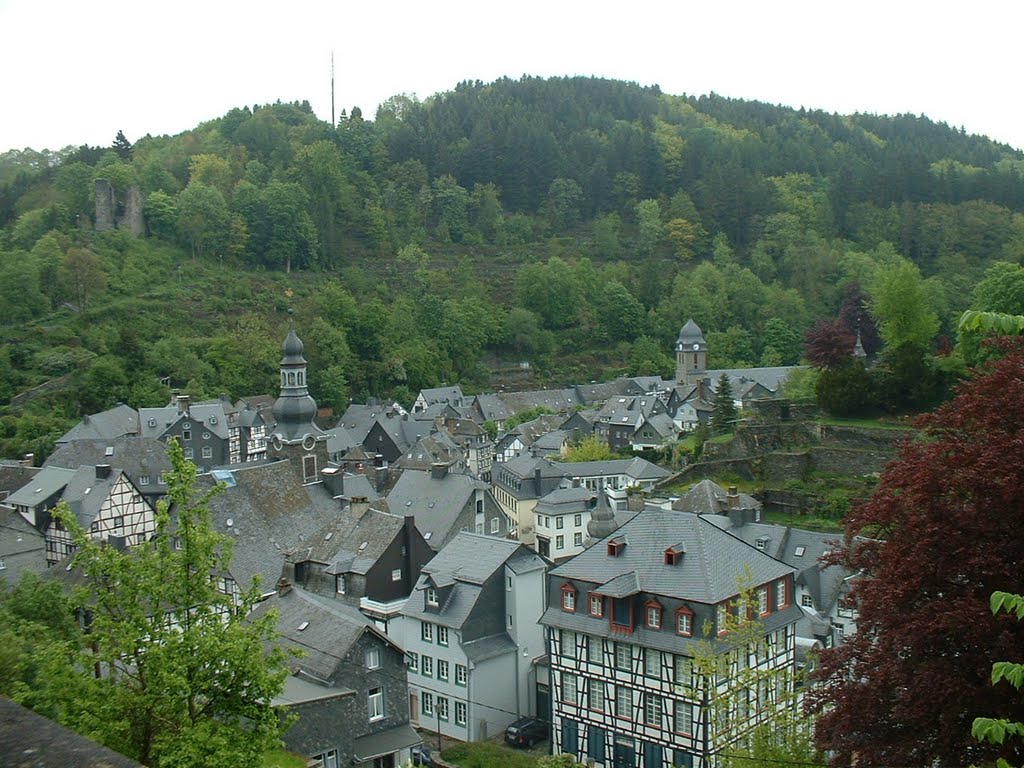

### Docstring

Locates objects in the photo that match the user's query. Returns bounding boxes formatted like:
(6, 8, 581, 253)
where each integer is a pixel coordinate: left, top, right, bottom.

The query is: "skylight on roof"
(795, 546, 805, 557)
(297, 621, 309, 631)
(104, 446, 114, 456)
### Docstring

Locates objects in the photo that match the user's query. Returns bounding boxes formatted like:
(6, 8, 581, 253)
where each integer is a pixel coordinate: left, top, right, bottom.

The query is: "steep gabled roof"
(45, 436, 172, 490)
(551, 508, 793, 605)
(56, 403, 140, 445)
(672, 479, 760, 515)
(385, 469, 487, 549)
(551, 457, 671, 482)
(292, 507, 406, 577)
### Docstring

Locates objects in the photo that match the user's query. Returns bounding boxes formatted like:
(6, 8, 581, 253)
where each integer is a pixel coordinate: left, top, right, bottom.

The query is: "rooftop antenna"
(330, 52, 336, 129)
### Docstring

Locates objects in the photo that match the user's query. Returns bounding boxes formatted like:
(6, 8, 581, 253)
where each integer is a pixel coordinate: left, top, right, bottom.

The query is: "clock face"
(692, 343, 700, 351)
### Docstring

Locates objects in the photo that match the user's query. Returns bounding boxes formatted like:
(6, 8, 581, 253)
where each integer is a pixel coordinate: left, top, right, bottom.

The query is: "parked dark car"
(505, 716, 549, 748)
(412, 744, 435, 766)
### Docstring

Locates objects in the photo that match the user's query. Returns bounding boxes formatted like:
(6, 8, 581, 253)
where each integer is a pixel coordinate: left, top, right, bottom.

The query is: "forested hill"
(2, 76, 1024, 460)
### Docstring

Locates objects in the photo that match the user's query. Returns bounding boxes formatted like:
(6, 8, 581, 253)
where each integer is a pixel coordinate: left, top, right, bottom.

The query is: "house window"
(113, 516, 124, 530)
(422, 692, 434, 716)
(589, 595, 604, 617)
(674, 701, 693, 734)
(645, 602, 662, 630)
(438, 659, 449, 681)
(491, 517, 500, 533)
(616, 686, 632, 719)
(303, 454, 317, 483)
(182, 430, 191, 441)
(455, 664, 467, 686)
(421, 622, 433, 643)
(574, 532, 582, 546)
(365, 648, 381, 669)
(674, 656, 694, 690)
(313, 750, 338, 768)
(426, 587, 439, 606)
(644, 693, 663, 725)
(455, 700, 467, 726)
(676, 608, 693, 637)
(408, 652, 419, 673)
(561, 584, 577, 612)
(201, 445, 212, 459)
(556, 535, 564, 550)
(758, 586, 769, 616)
(438, 626, 449, 646)
(615, 643, 631, 671)
(391, 568, 402, 582)
(335, 574, 347, 595)
(588, 636, 603, 663)
(556, 517, 564, 530)
(801, 594, 813, 608)
(0, 558, 5, 571)
(775, 578, 788, 610)
(183, 448, 194, 459)
(368, 687, 383, 721)
(574, 513, 582, 527)
(589, 681, 606, 711)
(139, 475, 150, 486)
(506, 576, 513, 591)
(645, 650, 661, 677)
(421, 656, 433, 677)
(717, 603, 729, 635)
(562, 672, 577, 704)
(612, 597, 632, 630)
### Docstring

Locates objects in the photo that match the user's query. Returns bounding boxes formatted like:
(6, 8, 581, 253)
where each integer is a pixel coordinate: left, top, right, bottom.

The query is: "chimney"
(276, 577, 292, 597)
(177, 394, 191, 414)
(96, 464, 112, 480)
(535, 467, 543, 495)
(321, 466, 345, 497)
(21, 453, 34, 467)
(696, 380, 704, 400)
(351, 496, 369, 519)
(726, 486, 740, 509)
(373, 454, 384, 468)
(430, 463, 448, 480)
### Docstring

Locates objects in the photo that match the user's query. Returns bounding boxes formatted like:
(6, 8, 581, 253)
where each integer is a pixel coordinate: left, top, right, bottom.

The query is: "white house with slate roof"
(395, 532, 547, 742)
(541, 508, 800, 768)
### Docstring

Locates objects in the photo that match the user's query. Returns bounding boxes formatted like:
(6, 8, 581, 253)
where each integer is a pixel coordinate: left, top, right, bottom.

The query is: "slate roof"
(404, 532, 544, 629)
(551, 457, 671, 483)
(325, 425, 360, 458)
(417, 385, 465, 408)
(45, 436, 172, 493)
(56, 403, 140, 446)
(672, 479, 760, 515)
(292, 507, 406, 577)
(0, 696, 145, 767)
(496, 388, 582, 415)
(336, 403, 394, 443)
(0, 461, 40, 498)
(251, 586, 400, 681)
(200, 461, 338, 592)
(385, 470, 488, 549)
(5, 466, 78, 510)
(550, 507, 794, 605)
(703, 366, 802, 394)
(393, 434, 463, 472)
(535, 484, 596, 515)
(473, 393, 512, 423)
(61, 467, 124, 528)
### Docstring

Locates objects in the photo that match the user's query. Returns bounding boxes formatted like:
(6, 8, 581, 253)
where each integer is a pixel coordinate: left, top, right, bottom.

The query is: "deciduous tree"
(810, 341, 1024, 766)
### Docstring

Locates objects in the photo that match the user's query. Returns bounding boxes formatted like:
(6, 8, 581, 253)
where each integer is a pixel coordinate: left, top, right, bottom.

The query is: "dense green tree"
(258, 181, 319, 272)
(594, 280, 644, 342)
(58, 247, 106, 312)
(634, 198, 663, 258)
(815, 360, 875, 416)
(711, 373, 738, 433)
(628, 336, 673, 378)
(0, 253, 47, 323)
(176, 182, 230, 259)
(869, 259, 940, 350)
(760, 317, 802, 365)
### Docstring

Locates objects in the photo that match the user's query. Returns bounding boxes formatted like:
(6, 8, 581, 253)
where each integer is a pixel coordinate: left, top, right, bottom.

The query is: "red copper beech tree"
(809, 340, 1024, 767)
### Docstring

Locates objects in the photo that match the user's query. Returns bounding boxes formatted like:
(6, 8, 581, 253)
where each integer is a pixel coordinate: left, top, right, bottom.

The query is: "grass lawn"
(760, 509, 844, 533)
(816, 416, 915, 430)
(441, 741, 543, 768)
(262, 750, 307, 768)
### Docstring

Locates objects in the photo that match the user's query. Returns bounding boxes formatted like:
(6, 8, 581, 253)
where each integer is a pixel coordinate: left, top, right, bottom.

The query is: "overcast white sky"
(2, 1, 1021, 155)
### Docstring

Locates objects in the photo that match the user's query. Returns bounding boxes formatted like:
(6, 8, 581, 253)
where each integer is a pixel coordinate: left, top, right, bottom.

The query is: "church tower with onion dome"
(675, 318, 708, 385)
(268, 324, 329, 482)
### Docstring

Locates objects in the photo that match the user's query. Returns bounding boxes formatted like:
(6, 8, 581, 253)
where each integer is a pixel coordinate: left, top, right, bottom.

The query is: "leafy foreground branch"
(20, 439, 290, 767)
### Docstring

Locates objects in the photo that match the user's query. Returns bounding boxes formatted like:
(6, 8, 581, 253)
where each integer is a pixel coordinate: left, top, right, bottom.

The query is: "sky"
(2, 1, 1022, 155)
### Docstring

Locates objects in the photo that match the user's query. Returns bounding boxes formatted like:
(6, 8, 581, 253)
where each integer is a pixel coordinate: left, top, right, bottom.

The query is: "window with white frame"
(646, 604, 662, 629)
(408, 652, 419, 673)
(574, 513, 582, 527)
(426, 587, 439, 606)
(421, 622, 433, 643)
(645, 693, 663, 725)
(391, 568, 402, 582)
(674, 701, 693, 734)
(438, 659, 449, 681)
(368, 687, 383, 720)
(616, 686, 632, 719)
(674, 656, 693, 690)
(438, 626, 449, 646)
(422, 656, 433, 677)
(556, 516, 564, 529)
(574, 532, 583, 546)
(455, 700, 467, 726)
(589, 594, 604, 617)
(644, 650, 661, 677)
(615, 643, 631, 670)
(437, 696, 449, 721)
(562, 586, 576, 612)
(455, 664, 467, 686)
(313, 750, 338, 768)
(676, 609, 693, 637)
(587, 636, 602, 663)
(801, 594, 814, 608)
(335, 574, 347, 594)
(562, 672, 577, 704)
(556, 535, 564, 550)
(758, 586, 769, 616)
(202, 446, 212, 459)
(589, 680, 605, 711)
(491, 517, 500, 533)
(775, 578, 787, 609)
(365, 647, 381, 669)
(422, 692, 434, 716)
(717, 602, 729, 634)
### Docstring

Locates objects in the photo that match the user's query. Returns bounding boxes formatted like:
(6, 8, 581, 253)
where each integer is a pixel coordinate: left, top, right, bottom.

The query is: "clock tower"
(675, 318, 708, 385)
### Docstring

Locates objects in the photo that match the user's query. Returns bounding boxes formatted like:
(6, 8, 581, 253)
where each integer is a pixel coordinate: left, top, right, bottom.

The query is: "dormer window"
(607, 537, 626, 557)
(645, 600, 663, 630)
(426, 587, 439, 607)
(758, 586, 770, 617)
(589, 594, 604, 617)
(675, 606, 694, 637)
(664, 544, 685, 565)
(756, 536, 769, 551)
(561, 583, 577, 612)
(717, 602, 730, 636)
(775, 578, 789, 610)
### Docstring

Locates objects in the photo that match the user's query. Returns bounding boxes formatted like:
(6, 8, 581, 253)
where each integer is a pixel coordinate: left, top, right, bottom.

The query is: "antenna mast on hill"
(330, 52, 336, 129)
